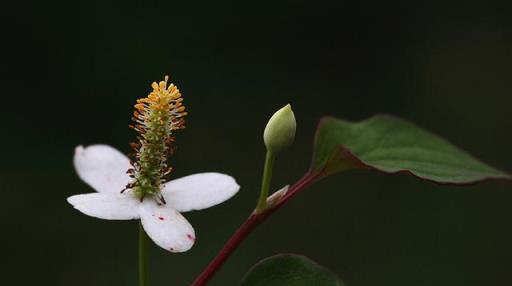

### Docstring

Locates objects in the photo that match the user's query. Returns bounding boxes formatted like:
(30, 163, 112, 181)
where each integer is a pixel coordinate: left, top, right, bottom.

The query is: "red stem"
(189, 171, 319, 286)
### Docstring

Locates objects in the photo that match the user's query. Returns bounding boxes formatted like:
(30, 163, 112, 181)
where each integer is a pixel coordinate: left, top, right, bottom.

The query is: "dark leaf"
(241, 254, 345, 286)
(311, 115, 511, 184)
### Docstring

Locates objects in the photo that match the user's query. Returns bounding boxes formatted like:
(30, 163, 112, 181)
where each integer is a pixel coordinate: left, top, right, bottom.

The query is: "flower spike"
(127, 76, 187, 201)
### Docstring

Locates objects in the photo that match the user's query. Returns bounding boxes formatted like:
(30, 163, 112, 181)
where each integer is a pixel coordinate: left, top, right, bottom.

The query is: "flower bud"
(263, 104, 296, 153)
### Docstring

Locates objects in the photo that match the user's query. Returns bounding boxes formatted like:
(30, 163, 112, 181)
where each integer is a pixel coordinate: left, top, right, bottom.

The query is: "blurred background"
(1, 0, 511, 285)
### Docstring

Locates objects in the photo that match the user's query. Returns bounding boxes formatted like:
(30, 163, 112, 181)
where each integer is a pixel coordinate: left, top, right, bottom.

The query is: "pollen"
(124, 76, 187, 201)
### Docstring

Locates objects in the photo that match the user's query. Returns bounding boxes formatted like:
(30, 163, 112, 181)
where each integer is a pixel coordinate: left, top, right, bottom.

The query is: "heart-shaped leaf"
(311, 115, 511, 184)
(241, 254, 345, 286)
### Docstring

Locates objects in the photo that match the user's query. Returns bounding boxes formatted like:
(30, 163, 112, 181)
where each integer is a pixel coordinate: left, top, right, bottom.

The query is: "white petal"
(67, 192, 140, 220)
(161, 173, 240, 212)
(139, 200, 195, 253)
(74, 144, 131, 193)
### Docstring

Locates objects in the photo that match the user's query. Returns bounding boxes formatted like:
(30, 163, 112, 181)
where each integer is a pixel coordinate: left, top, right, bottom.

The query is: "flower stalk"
(139, 222, 149, 286)
(255, 151, 276, 213)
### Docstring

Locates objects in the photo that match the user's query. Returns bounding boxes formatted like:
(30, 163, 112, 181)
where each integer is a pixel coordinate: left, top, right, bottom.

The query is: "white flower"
(67, 144, 240, 253)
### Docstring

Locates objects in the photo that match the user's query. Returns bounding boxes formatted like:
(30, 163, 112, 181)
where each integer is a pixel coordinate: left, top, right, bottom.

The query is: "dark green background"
(2, 0, 511, 285)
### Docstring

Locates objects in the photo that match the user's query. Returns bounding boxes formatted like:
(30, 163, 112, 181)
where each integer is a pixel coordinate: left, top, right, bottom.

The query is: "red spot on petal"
(158, 216, 165, 221)
(187, 234, 196, 241)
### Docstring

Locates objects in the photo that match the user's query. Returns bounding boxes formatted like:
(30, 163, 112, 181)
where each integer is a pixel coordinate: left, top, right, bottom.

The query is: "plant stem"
(189, 171, 319, 286)
(139, 222, 149, 286)
(255, 151, 276, 212)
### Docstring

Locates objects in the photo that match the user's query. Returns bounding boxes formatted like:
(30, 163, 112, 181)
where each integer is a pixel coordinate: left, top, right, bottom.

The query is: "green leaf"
(311, 114, 511, 184)
(241, 254, 345, 286)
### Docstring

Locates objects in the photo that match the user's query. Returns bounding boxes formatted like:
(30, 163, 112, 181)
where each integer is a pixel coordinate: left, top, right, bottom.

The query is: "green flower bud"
(263, 104, 296, 153)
